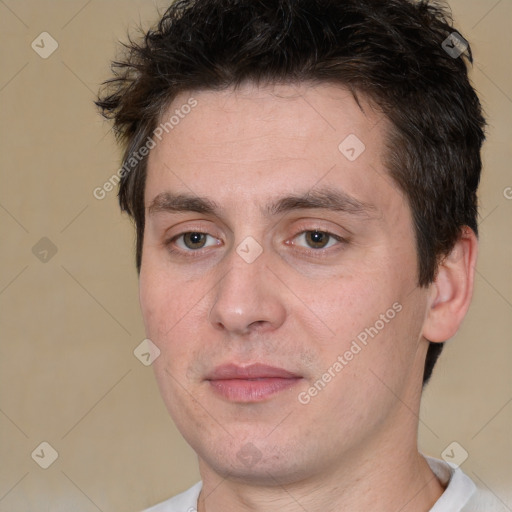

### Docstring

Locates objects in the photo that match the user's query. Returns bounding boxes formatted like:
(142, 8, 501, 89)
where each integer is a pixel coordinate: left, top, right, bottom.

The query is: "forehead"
(145, 83, 399, 213)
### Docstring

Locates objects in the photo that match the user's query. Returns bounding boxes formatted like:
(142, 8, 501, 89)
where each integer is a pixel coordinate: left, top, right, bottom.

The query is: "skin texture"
(139, 83, 477, 512)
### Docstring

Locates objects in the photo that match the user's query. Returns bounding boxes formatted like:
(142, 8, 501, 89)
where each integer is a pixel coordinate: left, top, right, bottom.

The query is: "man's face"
(140, 84, 431, 484)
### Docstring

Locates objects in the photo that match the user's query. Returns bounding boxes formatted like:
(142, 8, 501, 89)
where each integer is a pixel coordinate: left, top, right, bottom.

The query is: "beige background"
(0, 0, 511, 510)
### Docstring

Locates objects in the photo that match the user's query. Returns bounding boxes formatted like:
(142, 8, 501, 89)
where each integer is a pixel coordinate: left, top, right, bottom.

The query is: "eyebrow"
(266, 187, 376, 217)
(147, 187, 376, 218)
(148, 193, 218, 216)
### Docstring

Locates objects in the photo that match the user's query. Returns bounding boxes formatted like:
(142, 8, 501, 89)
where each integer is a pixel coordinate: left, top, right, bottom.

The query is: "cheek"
(139, 264, 184, 349)
(139, 261, 210, 366)
(300, 272, 392, 343)
(139, 264, 163, 339)
(139, 265, 202, 411)
(305, 265, 422, 379)
(140, 257, 185, 332)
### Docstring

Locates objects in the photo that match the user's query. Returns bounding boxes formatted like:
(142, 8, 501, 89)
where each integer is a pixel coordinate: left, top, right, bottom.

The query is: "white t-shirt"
(142, 456, 505, 511)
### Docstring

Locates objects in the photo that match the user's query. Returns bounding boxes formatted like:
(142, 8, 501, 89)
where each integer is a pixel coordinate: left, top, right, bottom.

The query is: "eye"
(173, 232, 219, 251)
(292, 230, 342, 250)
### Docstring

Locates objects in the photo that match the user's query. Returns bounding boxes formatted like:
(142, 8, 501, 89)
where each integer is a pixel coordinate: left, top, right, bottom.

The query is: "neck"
(197, 434, 444, 512)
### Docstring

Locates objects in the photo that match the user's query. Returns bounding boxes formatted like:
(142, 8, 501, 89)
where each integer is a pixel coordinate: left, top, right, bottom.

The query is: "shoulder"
(424, 456, 508, 512)
(461, 488, 510, 512)
(141, 481, 202, 512)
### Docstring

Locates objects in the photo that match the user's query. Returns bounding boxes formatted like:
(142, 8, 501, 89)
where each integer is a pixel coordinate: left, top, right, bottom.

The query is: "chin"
(199, 440, 318, 487)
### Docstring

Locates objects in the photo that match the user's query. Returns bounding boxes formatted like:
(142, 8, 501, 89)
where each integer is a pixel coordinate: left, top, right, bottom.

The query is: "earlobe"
(422, 227, 478, 343)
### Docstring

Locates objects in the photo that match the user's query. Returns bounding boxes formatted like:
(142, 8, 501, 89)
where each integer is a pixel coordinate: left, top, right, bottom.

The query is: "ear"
(422, 227, 478, 343)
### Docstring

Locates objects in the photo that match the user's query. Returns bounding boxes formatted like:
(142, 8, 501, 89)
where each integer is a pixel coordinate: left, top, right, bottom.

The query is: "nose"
(208, 249, 287, 337)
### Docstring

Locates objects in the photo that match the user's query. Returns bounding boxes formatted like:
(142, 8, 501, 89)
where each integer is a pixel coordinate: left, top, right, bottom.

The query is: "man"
(96, 0, 497, 510)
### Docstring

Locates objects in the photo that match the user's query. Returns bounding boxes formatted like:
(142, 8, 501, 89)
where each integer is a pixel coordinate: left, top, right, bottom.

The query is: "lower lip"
(209, 377, 302, 402)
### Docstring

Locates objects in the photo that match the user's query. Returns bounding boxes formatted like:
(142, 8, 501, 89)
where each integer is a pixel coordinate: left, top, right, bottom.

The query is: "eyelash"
(165, 230, 218, 258)
(288, 230, 347, 257)
(165, 228, 348, 257)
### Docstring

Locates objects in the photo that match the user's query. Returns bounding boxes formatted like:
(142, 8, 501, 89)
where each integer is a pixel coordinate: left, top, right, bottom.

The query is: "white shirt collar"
(424, 455, 476, 511)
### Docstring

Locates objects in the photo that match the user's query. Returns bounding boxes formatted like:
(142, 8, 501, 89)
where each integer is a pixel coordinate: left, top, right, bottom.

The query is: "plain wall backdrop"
(0, 0, 511, 510)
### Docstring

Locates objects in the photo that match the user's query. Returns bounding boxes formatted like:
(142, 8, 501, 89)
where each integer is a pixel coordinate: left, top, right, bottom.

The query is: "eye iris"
(305, 230, 329, 248)
(184, 232, 206, 249)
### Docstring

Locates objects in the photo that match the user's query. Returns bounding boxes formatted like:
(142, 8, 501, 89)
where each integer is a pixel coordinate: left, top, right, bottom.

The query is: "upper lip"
(206, 363, 301, 380)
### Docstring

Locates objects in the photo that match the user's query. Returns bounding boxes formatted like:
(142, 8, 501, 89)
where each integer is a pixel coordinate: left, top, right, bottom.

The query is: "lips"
(207, 363, 301, 380)
(206, 363, 302, 402)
